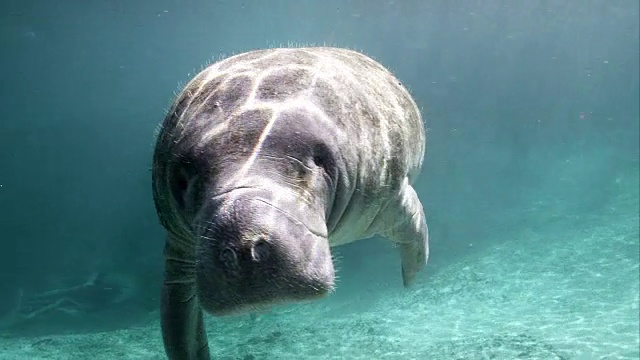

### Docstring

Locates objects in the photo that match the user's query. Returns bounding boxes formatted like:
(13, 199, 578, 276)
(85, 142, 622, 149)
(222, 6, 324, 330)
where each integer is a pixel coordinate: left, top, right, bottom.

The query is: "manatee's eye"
(311, 143, 336, 180)
(175, 171, 189, 193)
(171, 166, 193, 209)
(312, 154, 325, 168)
(311, 143, 332, 169)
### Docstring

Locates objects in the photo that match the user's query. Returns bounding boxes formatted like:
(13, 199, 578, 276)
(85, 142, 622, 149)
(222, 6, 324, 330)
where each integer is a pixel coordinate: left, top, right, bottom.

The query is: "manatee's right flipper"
(374, 178, 429, 287)
(161, 234, 210, 360)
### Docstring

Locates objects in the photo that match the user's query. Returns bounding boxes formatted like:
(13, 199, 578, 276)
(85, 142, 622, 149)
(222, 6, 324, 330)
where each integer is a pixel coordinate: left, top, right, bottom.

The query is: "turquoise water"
(0, 1, 638, 359)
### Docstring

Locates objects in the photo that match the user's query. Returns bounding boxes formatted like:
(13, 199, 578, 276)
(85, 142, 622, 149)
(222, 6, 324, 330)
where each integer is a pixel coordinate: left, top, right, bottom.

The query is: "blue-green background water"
(0, 1, 638, 359)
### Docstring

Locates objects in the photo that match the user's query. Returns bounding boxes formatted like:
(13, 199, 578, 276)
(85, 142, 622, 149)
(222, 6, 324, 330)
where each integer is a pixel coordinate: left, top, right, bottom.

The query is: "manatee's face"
(193, 191, 334, 316)
(163, 106, 344, 315)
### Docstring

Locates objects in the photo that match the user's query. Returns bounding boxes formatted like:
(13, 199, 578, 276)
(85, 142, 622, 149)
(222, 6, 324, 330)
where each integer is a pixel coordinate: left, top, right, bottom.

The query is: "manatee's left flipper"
(376, 178, 429, 287)
(161, 234, 210, 360)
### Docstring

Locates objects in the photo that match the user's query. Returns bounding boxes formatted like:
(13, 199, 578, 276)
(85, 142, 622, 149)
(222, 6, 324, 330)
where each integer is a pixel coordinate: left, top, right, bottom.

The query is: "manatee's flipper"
(161, 235, 210, 360)
(376, 178, 429, 287)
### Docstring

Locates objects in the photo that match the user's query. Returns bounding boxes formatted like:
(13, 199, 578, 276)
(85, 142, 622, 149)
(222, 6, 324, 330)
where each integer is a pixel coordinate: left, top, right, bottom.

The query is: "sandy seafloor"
(1, 174, 638, 360)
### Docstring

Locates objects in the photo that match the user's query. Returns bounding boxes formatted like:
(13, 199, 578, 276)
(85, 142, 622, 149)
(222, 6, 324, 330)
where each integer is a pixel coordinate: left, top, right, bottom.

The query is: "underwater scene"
(0, 1, 638, 359)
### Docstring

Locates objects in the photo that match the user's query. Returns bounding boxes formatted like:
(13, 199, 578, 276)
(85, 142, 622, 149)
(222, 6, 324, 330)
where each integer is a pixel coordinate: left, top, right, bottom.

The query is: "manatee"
(151, 46, 428, 359)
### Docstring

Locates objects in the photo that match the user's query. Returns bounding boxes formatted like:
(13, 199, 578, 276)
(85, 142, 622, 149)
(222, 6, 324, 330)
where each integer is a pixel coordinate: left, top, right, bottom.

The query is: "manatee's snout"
(195, 196, 334, 316)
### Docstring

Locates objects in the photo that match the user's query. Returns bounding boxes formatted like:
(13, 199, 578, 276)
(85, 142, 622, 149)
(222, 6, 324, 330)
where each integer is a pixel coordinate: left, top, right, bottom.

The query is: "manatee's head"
(192, 189, 335, 316)
(161, 106, 347, 315)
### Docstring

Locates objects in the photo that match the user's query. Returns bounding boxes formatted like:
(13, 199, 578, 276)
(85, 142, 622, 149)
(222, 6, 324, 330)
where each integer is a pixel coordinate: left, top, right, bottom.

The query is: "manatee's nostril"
(220, 247, 238, 269)
(251, 238, 270, 262)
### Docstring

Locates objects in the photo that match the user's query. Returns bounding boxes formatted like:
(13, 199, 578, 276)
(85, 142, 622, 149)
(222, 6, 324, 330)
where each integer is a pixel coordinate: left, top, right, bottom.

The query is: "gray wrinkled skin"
(152, 47, 428, 360)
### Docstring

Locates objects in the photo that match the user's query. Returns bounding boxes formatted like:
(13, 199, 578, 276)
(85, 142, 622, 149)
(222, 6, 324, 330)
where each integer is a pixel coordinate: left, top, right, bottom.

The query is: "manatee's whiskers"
(198, 234, 215, 242)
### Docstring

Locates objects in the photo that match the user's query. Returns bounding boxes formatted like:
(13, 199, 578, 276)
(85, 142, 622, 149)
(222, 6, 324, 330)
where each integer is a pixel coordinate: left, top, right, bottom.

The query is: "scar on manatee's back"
(257, 67, 314, 101)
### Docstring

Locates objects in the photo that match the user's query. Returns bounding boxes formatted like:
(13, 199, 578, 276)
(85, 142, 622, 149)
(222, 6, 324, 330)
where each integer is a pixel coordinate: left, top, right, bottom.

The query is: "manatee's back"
(152, 47, 425, 242)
